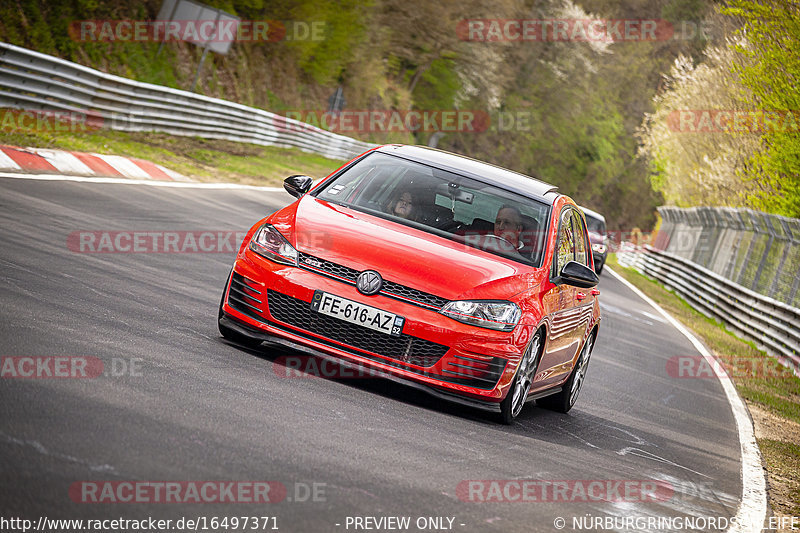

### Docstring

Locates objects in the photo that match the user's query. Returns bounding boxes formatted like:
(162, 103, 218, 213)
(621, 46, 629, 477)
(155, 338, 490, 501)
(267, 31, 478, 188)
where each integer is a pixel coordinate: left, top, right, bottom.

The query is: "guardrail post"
(751, 212, 775, 292)
(693, 207, 707, 266)
(711, 208, 734, 276)
(665, 207, 679, 252)
(747, 212, 772, 292)
(735, 210, 758, 287)
(707, 208, 723, 273)
(723, 209, 745, 280)
(768, 217, 792, 299)
(704, 207, 724, 269)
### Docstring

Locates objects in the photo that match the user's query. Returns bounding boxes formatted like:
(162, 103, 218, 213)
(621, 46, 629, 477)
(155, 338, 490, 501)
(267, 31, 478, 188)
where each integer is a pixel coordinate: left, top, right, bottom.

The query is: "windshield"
(314, 152, 551, 267)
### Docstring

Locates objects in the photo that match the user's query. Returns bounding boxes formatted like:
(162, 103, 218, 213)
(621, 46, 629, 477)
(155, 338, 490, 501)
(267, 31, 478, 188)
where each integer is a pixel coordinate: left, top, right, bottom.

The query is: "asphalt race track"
(0, 177, 744, 532)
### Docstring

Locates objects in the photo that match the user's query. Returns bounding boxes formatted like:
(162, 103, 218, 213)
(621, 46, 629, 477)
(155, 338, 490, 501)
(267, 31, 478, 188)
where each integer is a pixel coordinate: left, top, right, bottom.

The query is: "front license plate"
(311, 290, 404, 336)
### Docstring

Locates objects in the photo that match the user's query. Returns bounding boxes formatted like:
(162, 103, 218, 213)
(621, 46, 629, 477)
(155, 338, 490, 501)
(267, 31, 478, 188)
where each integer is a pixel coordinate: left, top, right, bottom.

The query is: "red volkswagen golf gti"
(218, 145, 600, 423)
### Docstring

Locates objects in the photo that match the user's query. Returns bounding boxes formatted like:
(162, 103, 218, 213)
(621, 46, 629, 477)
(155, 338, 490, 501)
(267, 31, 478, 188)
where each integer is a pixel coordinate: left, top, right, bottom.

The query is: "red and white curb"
(0, 145, 190, 181)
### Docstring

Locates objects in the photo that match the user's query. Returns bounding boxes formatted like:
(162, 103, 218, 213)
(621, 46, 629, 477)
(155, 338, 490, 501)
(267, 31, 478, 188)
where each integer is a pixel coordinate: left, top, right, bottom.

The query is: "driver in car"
(494, 205, 524, 250)
(467, 205, 525, 257)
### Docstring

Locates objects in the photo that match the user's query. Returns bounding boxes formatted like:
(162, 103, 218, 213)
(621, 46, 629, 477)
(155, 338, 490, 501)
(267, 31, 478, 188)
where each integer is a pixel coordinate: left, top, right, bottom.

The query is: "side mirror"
(283, 175, 314, 198)
(560, 260, 599, 288)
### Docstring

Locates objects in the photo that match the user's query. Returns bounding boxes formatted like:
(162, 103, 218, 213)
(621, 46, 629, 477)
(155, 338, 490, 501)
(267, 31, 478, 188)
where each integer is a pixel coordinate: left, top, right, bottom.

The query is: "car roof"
(376, 145, 559, 203)
(579, 205, 606, 222)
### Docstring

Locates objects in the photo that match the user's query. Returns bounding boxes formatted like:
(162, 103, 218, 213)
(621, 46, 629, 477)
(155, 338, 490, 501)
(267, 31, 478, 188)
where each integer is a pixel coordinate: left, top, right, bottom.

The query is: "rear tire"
(499, 332, 543, 424)
(218, 269, 263, 348)
(538, 333, 594, 413)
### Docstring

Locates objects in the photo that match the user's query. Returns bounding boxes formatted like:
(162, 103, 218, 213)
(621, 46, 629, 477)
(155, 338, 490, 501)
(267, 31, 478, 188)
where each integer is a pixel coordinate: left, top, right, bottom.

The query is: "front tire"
(539, 333, 594, 413)
(499, 332, 543, 424)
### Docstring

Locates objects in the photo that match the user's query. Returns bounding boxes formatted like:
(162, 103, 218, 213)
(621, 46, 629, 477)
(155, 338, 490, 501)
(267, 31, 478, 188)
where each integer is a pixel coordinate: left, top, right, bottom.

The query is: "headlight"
(592, 243, 606, 254)
(248, 224, 298, 265)
(440, 300, 521, 332)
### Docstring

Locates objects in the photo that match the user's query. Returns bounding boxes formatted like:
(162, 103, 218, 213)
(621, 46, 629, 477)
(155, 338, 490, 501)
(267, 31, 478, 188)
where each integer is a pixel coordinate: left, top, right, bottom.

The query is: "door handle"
(576, 292, 587, 301)
(591, 289, 600, 296)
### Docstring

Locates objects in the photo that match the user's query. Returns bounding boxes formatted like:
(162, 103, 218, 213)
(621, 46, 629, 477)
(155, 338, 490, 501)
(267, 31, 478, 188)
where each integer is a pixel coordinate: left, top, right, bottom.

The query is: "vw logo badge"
(356, 270, 383, 296)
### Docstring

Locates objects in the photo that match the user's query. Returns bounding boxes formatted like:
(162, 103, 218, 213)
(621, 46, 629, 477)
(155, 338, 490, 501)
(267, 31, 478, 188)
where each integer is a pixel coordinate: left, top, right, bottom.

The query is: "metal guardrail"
(618, 245, 800, 376)
(656, 206, 800, 308)
(0, 42, 377, 161)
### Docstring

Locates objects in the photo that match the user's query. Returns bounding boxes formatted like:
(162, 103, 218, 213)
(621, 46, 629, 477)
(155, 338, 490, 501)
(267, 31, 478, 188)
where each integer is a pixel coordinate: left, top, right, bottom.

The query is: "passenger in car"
(386, 190, 418, 220)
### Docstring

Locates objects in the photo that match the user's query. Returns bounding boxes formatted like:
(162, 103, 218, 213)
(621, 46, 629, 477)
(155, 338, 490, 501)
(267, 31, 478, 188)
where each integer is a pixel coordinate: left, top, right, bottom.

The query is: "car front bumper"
(220, 250, 534, 403)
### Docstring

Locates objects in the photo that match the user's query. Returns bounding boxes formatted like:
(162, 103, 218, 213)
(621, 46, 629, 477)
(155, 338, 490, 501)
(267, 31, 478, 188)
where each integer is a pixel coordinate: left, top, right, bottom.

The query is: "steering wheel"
(483, 234, 516, 249)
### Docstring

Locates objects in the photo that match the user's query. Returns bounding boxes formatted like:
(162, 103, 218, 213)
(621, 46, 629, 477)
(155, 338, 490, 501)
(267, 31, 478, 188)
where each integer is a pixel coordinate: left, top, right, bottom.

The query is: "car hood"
(270, 196, 539, 301)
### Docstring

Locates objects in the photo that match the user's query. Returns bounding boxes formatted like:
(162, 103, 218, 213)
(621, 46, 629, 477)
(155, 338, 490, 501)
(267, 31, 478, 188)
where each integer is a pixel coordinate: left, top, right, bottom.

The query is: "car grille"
(227, 272, 264, 318)
(441, 354, 508, 389)
(298, 253, 449, 310)
(226, 274, 507, 391)
(267, 290, 447, 367)
(298, 253, 359, 282)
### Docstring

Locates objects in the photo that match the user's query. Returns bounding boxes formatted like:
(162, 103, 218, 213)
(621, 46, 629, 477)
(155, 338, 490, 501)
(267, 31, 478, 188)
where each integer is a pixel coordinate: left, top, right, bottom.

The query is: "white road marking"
(0, 171, 284, 191)
(559, 426, 599, 449)
(607, 266, 767, 533)
(599, 301, 654, 325)
(641, 310, 667, 323)
(617, 446, 711, 478)
(0, 430, 116, 473)
(607, 426, 652, 446)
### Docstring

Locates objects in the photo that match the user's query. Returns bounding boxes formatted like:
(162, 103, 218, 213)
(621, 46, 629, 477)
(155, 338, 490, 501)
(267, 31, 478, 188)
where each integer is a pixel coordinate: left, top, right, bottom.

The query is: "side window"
(554, 208, 575, 276)
(572, 211, 589, 266)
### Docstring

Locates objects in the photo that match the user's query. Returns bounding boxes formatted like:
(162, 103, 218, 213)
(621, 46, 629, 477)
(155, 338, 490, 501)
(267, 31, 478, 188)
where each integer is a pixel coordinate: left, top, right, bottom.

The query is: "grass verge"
(0, 129, 345, 186)
(606, 253, 800, 520)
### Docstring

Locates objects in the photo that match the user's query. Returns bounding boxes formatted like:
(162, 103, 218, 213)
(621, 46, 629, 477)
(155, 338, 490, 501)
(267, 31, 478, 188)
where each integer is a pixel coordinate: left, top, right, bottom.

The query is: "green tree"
(723, 0, 800, 217)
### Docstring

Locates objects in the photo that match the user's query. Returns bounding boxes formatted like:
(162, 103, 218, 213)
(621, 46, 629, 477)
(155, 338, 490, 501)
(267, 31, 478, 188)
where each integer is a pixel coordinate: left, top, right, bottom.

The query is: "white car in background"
(580, 206, 607, 275)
